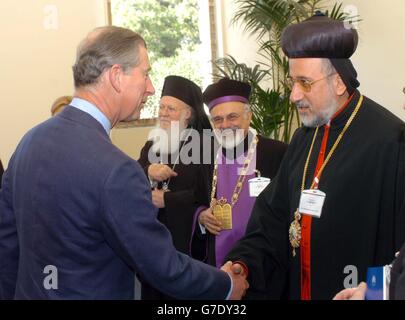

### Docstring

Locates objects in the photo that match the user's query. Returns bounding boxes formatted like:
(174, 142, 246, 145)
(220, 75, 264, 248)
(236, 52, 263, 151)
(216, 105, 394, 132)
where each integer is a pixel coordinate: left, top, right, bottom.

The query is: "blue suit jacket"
(0, 106, 230, 299)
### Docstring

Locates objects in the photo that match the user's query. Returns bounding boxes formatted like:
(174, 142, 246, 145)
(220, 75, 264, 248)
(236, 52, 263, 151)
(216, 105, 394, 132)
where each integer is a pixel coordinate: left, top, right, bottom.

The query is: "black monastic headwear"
(161, 75, 211, 132)
(281, 11, 360, 94)
(202, 78, 251, 111)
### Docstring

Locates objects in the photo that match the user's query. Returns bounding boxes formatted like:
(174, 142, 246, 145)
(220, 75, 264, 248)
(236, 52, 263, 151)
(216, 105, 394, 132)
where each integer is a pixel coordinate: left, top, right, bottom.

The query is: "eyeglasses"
(211, 113, 243, 125)
(286, 73, 337, 93)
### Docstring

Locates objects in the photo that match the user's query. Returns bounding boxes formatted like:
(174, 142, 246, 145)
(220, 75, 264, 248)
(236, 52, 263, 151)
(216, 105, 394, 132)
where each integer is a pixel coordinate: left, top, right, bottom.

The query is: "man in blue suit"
(0, 26, 248, 299)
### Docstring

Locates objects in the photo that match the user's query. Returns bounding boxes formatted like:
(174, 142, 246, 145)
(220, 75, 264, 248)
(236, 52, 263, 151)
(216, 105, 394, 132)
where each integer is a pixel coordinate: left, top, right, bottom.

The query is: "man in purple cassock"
(192, 78, 288, 273)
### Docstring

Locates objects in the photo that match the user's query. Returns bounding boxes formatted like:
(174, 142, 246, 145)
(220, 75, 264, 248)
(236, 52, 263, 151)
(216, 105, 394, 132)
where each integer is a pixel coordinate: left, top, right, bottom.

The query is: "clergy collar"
(330, 92, 355, 120)
(328, 90, 361, 128)
(302, 90, 361, 133)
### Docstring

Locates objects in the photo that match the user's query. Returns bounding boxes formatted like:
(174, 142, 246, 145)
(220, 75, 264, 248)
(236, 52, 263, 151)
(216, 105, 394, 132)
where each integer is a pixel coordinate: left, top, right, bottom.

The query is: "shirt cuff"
(149, 178, 158, 189)
(195, 206, 208, 234)
(198, 222, 206, 235)
(225, 273, 233, 300)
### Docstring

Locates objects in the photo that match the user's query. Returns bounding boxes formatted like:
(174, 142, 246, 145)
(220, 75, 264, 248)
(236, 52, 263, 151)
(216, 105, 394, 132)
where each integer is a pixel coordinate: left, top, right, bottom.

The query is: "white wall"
(111, 125, 155, 161)
(220, 0, 405, 121)
(341, 0, 405, 120)
(0, 0, 107, 167)
(219, 0, 263, 78)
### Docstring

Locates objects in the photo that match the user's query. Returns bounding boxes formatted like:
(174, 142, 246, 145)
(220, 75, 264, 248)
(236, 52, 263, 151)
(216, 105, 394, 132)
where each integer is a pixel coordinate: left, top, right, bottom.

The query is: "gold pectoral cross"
(212, 197, 232, 230)
(289, 209, 302, 257)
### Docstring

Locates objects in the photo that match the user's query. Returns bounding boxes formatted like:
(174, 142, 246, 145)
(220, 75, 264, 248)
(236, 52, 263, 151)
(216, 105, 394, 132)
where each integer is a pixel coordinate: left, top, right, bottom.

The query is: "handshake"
(220, 261, 249, 300)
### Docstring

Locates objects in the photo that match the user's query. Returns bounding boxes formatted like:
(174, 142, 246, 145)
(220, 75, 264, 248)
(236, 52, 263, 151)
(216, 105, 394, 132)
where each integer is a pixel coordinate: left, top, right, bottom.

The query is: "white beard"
(214, 127, 247, 150)
(151, 119, 187, 155)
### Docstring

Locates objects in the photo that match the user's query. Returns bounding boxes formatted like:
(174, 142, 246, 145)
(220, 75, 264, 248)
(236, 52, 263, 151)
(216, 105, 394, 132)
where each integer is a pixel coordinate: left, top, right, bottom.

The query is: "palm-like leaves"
(212, 55, 270, 84)
(250, 86, 287, 140)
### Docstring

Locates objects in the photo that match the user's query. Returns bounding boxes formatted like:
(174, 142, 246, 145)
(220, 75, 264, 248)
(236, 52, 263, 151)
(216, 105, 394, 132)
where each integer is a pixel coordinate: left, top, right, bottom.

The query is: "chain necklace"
(289, 95, 364, 257)
(161, 128, 193, 192)
(210, 134, 258, 230)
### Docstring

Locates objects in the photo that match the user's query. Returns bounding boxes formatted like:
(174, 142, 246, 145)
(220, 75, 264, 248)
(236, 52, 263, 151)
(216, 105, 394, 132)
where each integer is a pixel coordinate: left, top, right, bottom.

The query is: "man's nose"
(159, 107, 168, 117)
(218, 118, 232, 130)
(290, 82, 304, 104)
(147, 78, 155, 96)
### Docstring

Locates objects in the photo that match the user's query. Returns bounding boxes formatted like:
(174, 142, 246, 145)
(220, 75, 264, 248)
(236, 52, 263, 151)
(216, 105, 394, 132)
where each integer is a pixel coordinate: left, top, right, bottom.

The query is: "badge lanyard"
(160, 128, 193, 192)
(209, 135, 258, 230)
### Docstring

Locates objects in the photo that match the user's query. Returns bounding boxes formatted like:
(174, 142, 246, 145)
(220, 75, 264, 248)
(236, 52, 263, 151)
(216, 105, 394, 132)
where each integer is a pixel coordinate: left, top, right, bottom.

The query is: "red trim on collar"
(330, 92, 355, 121)
(301, 124, 331, 300)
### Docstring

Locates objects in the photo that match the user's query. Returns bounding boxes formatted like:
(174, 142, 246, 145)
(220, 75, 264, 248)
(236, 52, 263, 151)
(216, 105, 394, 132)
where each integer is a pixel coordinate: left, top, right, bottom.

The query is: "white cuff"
(198, 222, 206, 235)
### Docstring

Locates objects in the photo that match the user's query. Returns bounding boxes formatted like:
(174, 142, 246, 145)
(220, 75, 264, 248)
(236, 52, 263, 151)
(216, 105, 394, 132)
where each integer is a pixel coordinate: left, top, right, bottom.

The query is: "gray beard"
(298, 100, 339, 128)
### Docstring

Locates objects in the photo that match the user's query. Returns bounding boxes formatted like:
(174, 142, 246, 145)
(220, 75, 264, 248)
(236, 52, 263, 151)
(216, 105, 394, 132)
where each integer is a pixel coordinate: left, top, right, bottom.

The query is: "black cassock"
(226, 90, 405, 299)
(137, 134, 211, 300)
(391, 242, 405, 300)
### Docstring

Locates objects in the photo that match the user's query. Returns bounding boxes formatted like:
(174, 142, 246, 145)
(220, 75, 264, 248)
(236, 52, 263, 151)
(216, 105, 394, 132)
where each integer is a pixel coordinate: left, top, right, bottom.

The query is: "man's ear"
(335, 75, 347, 96)
(246, 110, 253, 122)
(109, 64, 123, 93)
(184, 107, 192, 121)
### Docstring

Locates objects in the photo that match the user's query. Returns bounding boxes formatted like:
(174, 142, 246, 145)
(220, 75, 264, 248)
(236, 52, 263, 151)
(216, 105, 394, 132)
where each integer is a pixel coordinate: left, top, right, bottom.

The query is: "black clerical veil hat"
(281, 11, 360, 94)
(203, 78, 251, 111)
(161, 75, 211, 132)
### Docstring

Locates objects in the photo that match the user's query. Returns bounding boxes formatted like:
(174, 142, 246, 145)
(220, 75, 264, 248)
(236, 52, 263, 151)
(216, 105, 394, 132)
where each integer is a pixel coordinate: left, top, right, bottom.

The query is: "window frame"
(106, 0, 218, 128)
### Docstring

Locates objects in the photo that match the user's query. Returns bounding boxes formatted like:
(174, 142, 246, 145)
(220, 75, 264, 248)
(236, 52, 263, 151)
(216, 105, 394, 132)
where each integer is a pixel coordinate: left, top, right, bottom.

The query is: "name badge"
(298, 189, 326, 218)
(365, 265, 391, 300)
(248, 177, 271, 197)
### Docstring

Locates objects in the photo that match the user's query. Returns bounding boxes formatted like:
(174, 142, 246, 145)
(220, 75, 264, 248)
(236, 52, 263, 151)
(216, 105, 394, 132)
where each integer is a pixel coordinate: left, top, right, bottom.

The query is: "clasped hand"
(221, 261, 249, 300)
(198, 207, 222, 235)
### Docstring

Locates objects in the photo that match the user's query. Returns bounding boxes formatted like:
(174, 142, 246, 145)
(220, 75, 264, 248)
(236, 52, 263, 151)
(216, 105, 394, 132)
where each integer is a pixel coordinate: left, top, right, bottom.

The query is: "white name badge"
(248, 177, 271, 197)
(298, 189, 326, 218)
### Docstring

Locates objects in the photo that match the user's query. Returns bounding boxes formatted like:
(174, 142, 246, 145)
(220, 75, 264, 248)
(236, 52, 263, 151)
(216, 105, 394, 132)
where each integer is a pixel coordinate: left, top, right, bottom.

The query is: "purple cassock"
(193, 146, 257, 267)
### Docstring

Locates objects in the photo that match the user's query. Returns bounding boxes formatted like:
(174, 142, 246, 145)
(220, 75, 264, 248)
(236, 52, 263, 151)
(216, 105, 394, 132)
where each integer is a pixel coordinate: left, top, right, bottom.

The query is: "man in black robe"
(193, 78, 287, 270)
(335, 101, 405, 301)
(138, 75, 212, 299)
(225, 12, 405, 300)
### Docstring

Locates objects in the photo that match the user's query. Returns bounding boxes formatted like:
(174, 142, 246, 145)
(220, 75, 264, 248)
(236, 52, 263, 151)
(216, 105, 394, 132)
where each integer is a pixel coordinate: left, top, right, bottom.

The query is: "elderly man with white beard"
(191, 78, 288, 273)
(138, 75, 213, 300)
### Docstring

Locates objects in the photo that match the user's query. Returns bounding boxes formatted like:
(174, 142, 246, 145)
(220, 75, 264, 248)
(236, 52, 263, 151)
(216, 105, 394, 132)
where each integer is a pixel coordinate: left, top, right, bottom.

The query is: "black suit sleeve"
(137, 141, 153, 176)
(391, 243, 405, 300)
